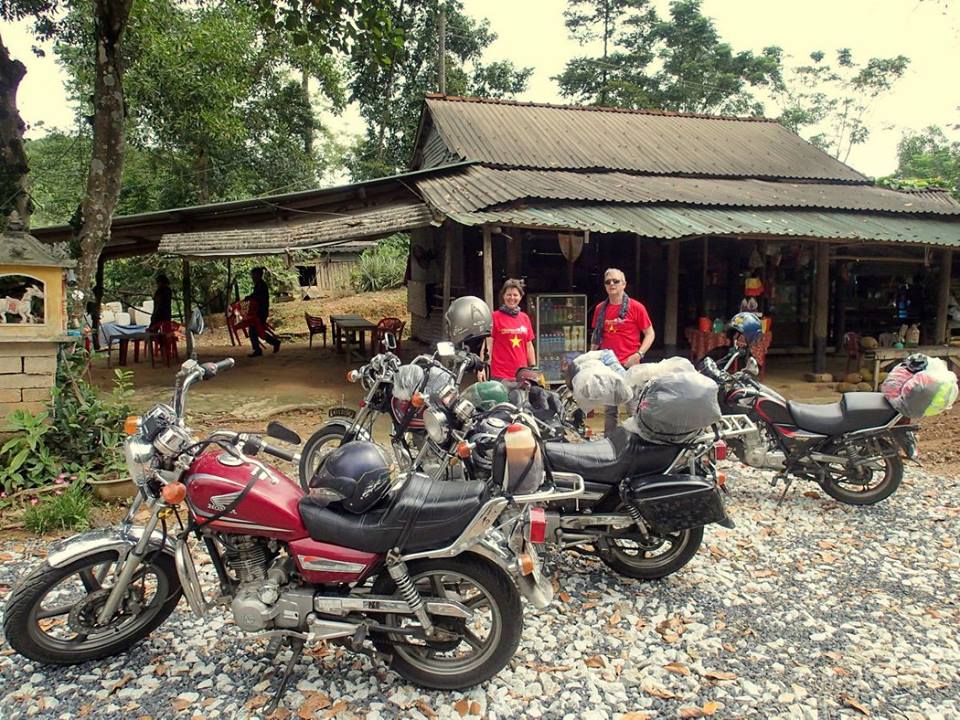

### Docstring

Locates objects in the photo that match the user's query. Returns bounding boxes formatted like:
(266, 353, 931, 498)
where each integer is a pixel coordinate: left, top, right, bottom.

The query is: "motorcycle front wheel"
(3, 550, 182, 665)
(298, 424, 348, 491)
(370, 556, 522, 689)
(818, 437, 903, 505)
(596, 525, 704, 580)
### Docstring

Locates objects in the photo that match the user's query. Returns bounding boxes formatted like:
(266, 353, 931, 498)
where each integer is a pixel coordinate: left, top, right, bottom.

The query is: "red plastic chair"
(304, 312, 327, 348)
(148, 320, 182, 367)
(374, 317, 405, 352)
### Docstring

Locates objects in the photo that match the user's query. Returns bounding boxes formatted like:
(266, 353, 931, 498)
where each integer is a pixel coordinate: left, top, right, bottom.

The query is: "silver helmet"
(444, 296, 492, 345)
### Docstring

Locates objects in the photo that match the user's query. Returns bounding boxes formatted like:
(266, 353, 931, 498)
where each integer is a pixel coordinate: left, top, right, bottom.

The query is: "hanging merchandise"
(748, 245, 764, 270)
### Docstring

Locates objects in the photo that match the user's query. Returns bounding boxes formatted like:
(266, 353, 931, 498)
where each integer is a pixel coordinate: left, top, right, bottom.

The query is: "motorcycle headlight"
(124, 436, 154, 485)
(424, 409, 449, 445)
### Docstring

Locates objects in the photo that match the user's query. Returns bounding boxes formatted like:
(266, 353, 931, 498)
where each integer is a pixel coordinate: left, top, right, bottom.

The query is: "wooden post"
(935, 248, 953, 344)
(664, 240, 679, 355)
(701, 237, 709, 315)
(506, 232, 521, 278)
(442, 223, 453, 312)
(813, 242, 830, 373)
(482, 224, 493, 308)
(633, 234, 642, 289)
(182, 258, 194, 359)
(224, 257, 235, 347)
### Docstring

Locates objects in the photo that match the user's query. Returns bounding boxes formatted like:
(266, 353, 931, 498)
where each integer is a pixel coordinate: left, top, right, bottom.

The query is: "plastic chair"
(227, 300, 276, 346)
(150, 321, 181, 367)
(374, 317, 405, 352)
(842, 331, 862, 374)
(304, 312, 327, 348)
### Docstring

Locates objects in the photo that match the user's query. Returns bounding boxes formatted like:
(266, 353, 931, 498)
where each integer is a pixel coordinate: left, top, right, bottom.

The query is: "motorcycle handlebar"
(241, 434, 297, 463)
(201, 358, 236, 379)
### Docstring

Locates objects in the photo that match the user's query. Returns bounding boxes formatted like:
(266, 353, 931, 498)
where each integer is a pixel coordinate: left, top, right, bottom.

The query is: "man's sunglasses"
(604, 279, 623, 285)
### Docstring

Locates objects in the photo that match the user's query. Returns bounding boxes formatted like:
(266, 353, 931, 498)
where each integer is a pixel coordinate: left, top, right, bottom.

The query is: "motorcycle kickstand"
(773, 475, 795, 508)
(264, 637, 305, 716)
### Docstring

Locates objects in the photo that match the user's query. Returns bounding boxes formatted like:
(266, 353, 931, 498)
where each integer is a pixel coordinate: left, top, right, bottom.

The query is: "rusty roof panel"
(416, 167, 960, 216)
(447, 204, 960, 247)
(159, 203, 436, 257)
(424, 97, 867, 181)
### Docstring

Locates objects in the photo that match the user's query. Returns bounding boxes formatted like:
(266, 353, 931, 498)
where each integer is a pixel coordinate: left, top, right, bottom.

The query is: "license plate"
(327, 407, 357, 419)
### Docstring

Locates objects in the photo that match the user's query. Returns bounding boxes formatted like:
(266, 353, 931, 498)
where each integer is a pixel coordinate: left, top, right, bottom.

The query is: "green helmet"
(461, 380, 509, 411)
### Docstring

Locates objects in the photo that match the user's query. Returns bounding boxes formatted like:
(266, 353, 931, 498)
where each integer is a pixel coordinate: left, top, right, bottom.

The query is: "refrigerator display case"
(529, 293, 589, 384)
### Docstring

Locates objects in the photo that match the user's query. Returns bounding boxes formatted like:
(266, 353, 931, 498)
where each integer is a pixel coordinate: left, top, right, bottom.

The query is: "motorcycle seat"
(543, 427, 681, 484)
(787, 392, 898, 436)
(298, 474, 489, 554)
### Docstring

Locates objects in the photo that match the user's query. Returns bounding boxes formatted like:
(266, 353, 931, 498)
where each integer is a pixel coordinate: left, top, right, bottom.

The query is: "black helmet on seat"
(308, 441, 394, 513)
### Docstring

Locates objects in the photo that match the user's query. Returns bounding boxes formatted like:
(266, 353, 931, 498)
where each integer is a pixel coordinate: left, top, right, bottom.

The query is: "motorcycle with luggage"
(698, 313, 940, 505)
(3, 355, 576, 713)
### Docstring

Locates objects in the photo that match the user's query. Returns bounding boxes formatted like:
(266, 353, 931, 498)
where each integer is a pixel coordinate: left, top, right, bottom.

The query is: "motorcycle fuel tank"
(185, 451, 308, 539)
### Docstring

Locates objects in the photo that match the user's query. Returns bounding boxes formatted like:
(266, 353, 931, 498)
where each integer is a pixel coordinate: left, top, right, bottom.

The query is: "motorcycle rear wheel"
(370, 556, 522, 689)
(596, 525, 704, 580)
(818, 437, 903, 505)
(298, 424, 348, 491)
(3, 550, 181, 665)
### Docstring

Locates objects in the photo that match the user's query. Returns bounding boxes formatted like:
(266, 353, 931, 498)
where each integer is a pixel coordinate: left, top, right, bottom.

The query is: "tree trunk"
(72, 0, 135, 326)
(0, 32, 29, 229)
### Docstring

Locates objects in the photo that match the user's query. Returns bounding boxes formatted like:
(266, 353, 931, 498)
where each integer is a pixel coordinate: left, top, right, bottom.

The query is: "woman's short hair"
(603, 268, 626, 283)
(500, 278, 525, 301)
(156, 273, 170, 286)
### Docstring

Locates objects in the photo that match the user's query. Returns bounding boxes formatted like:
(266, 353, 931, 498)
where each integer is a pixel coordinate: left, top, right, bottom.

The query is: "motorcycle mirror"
(266, 420, 302, 446)
(436, 341, 456, 359)
(382, 332, 397, 351)
(745, 357, 760, 377)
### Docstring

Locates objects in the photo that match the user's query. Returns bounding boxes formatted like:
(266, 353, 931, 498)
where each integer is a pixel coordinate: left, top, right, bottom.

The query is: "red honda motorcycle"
(3, 358, 572, 713)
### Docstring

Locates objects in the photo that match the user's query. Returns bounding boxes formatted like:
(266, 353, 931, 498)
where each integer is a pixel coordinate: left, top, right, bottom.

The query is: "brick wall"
(0, 342, 58, 419)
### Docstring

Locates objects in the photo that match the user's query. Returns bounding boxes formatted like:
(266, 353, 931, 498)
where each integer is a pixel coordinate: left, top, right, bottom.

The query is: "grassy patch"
(23, 482, 92, 535)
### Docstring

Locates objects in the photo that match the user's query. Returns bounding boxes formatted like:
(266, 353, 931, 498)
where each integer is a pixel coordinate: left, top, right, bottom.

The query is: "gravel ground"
(1, 464, 958, 720)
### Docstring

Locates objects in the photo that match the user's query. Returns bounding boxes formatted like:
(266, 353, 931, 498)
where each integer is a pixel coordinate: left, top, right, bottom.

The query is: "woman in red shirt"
(480, 279, 537, 383)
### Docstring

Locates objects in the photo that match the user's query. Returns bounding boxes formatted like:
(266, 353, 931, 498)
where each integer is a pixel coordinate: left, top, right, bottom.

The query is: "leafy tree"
(6, 0, 404, 325)
(555, 0, 782, 115)
(555, 0, 656, 107)
(877, 126, 960, 198)
(774, 49, 909, 162)
(349, 0, 532, 179)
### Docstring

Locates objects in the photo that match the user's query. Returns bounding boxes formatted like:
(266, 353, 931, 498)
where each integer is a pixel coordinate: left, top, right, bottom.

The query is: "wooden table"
(330, 315, 377, 361)
(864, 345, 960, 389)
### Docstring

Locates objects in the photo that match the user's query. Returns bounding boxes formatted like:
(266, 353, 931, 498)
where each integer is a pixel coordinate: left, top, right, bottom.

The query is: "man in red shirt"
(590, 267, 656, 435)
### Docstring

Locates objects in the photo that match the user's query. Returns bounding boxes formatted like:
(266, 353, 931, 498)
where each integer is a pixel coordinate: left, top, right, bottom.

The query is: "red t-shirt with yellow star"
(490, 309, 534, 381)
(591, 298, 652, 363)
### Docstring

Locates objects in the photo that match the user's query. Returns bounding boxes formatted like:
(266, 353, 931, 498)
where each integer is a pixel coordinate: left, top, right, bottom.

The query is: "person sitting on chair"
(245, 267, 281, 357)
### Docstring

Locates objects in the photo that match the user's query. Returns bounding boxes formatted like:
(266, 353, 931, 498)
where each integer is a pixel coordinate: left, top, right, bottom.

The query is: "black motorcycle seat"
(787, 392, 897, 436)
(543, 427, 681, 484)
(298, 475, 489, 554)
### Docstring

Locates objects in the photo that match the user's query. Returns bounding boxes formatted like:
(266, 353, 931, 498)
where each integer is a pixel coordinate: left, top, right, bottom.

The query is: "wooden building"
(32, 95, 960, 370)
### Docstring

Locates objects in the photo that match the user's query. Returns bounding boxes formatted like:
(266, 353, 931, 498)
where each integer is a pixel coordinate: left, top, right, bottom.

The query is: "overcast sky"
(6, 0, 959, 178)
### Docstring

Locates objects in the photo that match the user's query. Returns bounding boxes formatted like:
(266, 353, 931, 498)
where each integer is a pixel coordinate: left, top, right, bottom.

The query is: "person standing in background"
(245, 267, 281, 357)
(590, 267, 656, 435)
(479, 279, 536, 384)
(148, 273, 172, 331)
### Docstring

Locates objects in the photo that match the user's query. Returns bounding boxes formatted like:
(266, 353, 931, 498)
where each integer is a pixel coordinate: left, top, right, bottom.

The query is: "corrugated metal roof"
(417, 166, 960, 216)
(423, 96, 867, 182)
(447, 204, 960, 247)
(159, 203, 436, 257)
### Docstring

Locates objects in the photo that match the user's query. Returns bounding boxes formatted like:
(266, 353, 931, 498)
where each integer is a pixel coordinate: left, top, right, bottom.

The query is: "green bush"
(0, 347, 133, 496)
(0, 410, 60, 495)
(46, 348, 134, 479)
(349, 234, 409, 292)
(23, 482, 92, 535)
